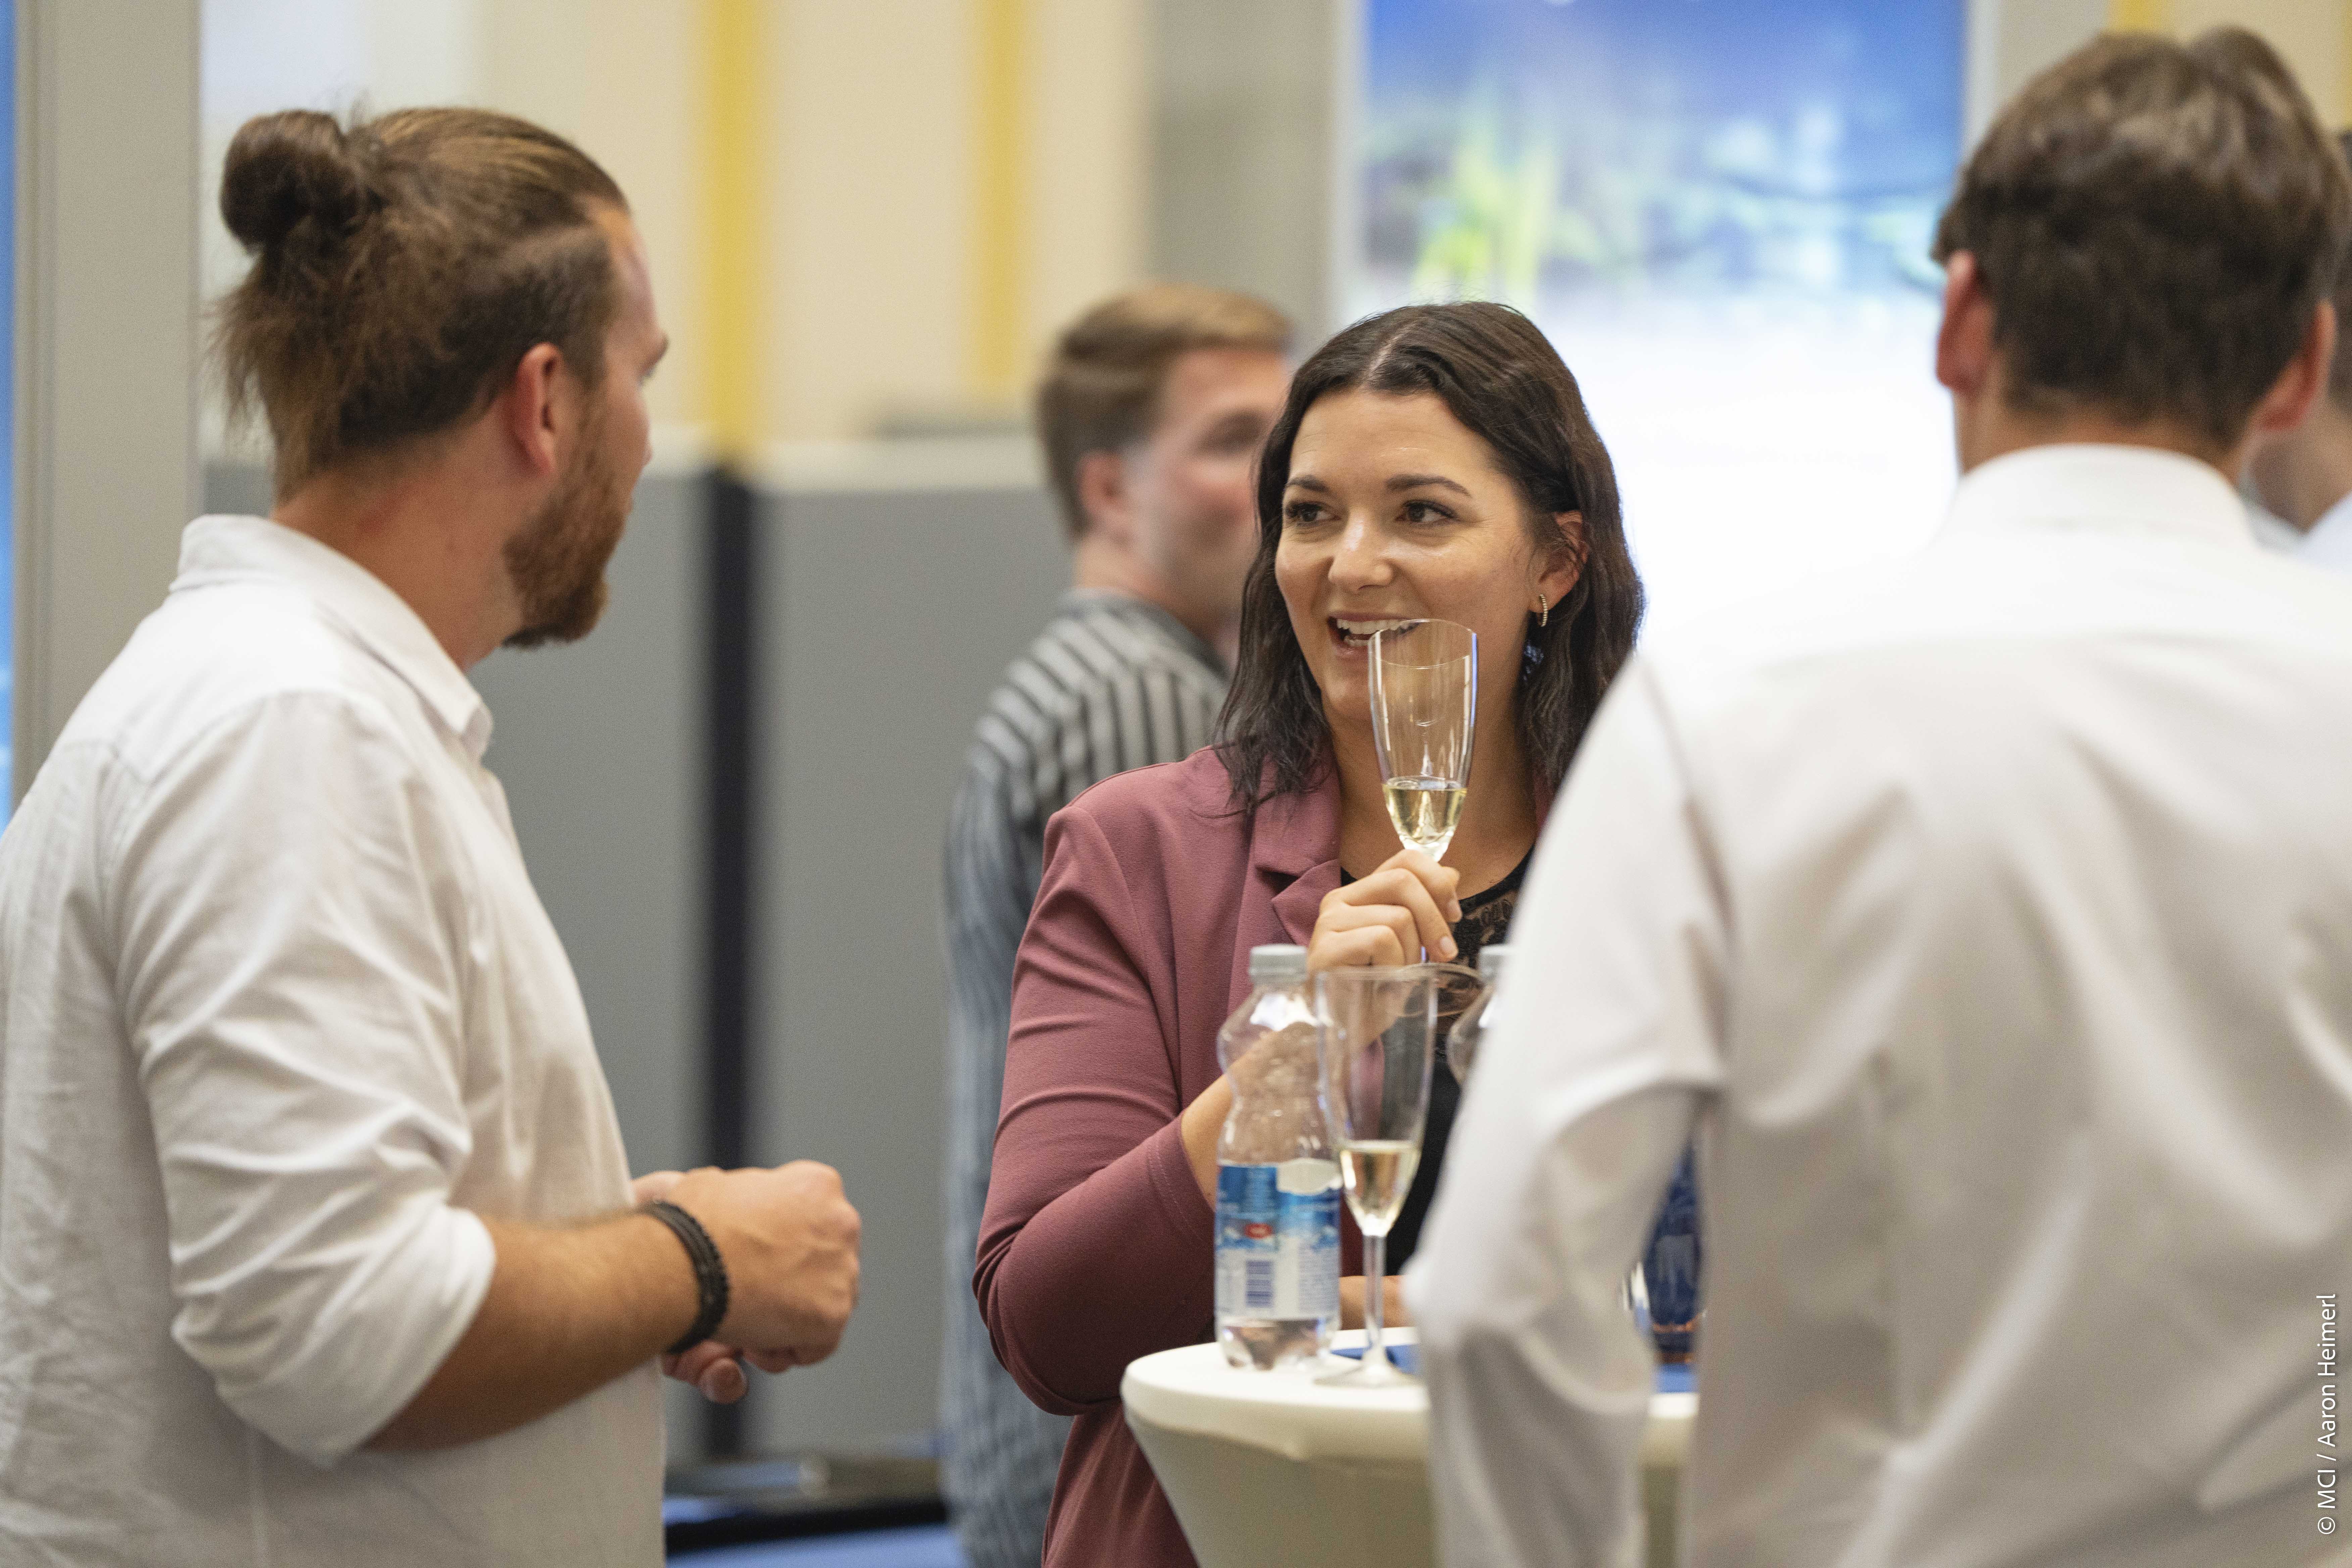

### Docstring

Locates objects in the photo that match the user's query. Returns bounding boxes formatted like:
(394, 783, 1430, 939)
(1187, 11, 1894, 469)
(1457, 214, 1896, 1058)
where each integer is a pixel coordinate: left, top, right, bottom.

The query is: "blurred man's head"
(2247, 130, 2352, 532)
(1932, 29, 2351, 474)
(215, 107, 664, 652)
(1037, 284, 1291, 661)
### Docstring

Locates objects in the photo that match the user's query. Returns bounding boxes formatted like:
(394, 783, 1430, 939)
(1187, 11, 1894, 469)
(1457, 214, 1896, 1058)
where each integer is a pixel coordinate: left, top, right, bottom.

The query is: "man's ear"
(1075, 448, 1135, 546)
(499, 343, 567, 480)
(1934, 251, 1995, 402)
(2246, 300, 2335, 441)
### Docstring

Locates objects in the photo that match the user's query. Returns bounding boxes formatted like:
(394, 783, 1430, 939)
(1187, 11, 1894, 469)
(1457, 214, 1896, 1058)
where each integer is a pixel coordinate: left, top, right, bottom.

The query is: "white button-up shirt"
(1411, 446, 2352, 1568)
(0, 517, 661, 1566)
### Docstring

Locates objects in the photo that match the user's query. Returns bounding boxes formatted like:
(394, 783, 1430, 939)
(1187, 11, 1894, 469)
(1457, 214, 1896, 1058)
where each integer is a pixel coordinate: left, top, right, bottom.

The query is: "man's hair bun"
(215, 104, 625, 493)
(218, 109, 374, 254)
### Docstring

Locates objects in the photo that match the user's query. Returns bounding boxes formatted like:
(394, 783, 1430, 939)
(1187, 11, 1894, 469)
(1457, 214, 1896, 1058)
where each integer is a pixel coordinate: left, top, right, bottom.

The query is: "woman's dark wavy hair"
(1215, 302, 1644, 808)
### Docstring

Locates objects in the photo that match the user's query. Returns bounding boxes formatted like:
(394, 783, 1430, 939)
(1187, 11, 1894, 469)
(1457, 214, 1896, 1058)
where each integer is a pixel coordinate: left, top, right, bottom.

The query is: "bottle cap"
(1248, 944, 1308, 984)
(1477, 944, 1512, 981)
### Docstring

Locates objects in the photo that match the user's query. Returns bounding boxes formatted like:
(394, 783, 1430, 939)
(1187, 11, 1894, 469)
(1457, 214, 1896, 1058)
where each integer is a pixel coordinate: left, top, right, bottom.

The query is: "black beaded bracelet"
(642, 1199, 730, 1356)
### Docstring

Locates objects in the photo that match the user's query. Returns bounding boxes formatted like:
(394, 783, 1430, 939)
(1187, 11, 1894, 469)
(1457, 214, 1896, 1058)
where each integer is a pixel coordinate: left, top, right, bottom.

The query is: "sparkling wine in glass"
(1313, 965, 1440, 1386)
(1370, 620, 1477, 863)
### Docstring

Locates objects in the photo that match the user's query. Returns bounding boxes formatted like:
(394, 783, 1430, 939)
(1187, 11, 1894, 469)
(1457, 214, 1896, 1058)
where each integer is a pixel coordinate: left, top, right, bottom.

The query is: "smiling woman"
(973, 302, 1645, 1568)
(1225, 302, 1643, 818)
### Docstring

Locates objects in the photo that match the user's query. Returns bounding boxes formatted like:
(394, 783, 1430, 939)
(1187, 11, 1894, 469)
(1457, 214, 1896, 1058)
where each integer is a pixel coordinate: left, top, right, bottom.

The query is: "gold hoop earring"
(1537, 594, 1549, 628)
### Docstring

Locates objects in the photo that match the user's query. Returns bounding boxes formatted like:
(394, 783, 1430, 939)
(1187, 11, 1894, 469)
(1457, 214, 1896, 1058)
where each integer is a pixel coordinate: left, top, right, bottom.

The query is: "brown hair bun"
(214, 105, 625, 495)
(218, 109, 373, 255)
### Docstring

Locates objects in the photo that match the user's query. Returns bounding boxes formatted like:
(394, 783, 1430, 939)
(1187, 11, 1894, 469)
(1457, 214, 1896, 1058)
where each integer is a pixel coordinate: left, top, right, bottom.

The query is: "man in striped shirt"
(942, 285, 1289, 1568)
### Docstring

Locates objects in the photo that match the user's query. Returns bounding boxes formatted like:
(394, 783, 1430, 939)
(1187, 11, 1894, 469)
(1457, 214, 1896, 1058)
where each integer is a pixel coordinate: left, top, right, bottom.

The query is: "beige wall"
(475, 1, 705, 434)
(757, 0, 977, 441)
(753, 0, 1149, 441)
(2182, 0, 2348, 120)
(201, 0, 1154, 450)
(2111, 0, 2352, 124)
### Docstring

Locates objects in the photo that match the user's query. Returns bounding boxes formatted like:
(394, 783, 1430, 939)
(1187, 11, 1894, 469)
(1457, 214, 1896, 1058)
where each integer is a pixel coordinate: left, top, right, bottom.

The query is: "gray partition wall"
(469, 470, 707, 1190)
(747, 444, 1067, 1454)
(477, 446, 1071, 1457)
(408, 468, 716, 1458)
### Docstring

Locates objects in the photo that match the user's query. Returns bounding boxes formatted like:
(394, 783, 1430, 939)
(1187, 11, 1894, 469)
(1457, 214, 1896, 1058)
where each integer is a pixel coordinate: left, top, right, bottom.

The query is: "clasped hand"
(631, 1164, 863, 1404)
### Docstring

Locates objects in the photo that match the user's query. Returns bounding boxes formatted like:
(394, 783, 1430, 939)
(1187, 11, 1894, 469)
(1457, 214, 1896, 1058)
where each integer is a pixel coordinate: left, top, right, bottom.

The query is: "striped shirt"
(941, 591, 1227, 1568)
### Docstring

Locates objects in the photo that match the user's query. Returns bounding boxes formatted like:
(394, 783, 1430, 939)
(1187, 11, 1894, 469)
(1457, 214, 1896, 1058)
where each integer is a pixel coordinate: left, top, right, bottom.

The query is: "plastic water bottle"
(1214, 944, 1341, 1370)
(1445, 943, 1511, 1082)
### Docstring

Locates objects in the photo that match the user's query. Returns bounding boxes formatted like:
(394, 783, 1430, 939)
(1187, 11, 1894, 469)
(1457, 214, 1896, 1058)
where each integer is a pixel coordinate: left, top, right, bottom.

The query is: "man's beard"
(503, 419, 630, 649)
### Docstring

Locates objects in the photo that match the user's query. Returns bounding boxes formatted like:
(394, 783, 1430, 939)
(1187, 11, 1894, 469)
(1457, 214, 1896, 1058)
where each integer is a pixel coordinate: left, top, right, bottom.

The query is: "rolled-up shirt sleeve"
(975, 806, 1215, 1415)
(1408, 662, 1728, 1567)
(108, 692, 495, 1466)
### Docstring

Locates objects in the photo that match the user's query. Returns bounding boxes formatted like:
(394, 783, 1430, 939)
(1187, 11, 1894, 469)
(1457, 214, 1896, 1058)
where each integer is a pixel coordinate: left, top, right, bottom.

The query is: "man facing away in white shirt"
(0, 108, 861, 1566)
(1412, 28, 2352, 1568)
(2249, 132, 2352, 578)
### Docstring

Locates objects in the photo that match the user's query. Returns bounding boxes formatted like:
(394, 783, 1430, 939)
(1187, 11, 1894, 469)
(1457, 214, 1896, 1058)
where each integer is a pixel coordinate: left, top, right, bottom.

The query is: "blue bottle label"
(1216, 1160, 1339, 1320)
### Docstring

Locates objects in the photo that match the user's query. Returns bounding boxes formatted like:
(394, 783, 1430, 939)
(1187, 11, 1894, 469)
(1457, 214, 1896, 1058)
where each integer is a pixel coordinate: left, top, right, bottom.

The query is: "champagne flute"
(1313, 965, 1440, 1386)
(1370, 619, 1477, 863)
(1443, 944, 1511, 1083)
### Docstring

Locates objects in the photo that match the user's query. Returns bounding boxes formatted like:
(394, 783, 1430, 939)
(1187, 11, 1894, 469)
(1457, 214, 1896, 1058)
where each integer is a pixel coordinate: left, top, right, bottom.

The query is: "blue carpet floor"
(670, 1524, 966, 1567)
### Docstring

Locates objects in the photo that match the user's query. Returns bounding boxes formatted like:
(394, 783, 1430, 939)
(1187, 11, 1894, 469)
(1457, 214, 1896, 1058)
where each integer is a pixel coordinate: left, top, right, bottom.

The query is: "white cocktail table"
(1123, 1330, 1696, 1568)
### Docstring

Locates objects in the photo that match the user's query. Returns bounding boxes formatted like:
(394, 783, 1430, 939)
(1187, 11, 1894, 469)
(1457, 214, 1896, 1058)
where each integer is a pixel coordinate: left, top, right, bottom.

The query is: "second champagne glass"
(1313, 965, 1440, 1386)
(1370, 619, 1478, 863)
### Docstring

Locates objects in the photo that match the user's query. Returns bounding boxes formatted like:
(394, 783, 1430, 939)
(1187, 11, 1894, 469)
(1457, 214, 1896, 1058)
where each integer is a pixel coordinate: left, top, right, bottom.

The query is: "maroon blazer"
(974, 748, 1367, 1568)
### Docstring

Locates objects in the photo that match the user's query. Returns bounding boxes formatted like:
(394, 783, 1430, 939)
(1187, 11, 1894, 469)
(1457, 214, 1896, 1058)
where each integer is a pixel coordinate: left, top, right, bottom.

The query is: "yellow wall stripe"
(2107, 0, 2174, 33)
(700, 0, 763, 459)
(970, 0, 1030, 403)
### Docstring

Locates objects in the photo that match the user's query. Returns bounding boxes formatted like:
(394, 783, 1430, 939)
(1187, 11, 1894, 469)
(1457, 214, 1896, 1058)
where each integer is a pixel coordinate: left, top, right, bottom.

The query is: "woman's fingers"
(1307, 847, 1465, 970)
(1313, 905, 1415, 969)
(1381, 848, 1464, 924)
(1342, 868, 1459, 961)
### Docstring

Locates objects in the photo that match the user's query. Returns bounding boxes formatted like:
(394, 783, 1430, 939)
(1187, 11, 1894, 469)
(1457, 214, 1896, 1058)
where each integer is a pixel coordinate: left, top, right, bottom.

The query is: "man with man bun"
(0, 108, 860, 1564)
(1416, 29, 2352, 1567)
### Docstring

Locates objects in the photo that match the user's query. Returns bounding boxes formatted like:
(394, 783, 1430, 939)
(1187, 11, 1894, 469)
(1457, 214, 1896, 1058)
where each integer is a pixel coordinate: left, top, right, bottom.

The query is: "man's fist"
(663, 1162, 862, 1367)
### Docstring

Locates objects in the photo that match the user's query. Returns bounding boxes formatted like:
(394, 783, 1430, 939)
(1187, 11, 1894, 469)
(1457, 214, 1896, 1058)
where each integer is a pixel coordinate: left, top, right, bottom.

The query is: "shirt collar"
(172, 515, 495, 760)
(1056, 588, 1228, 679)
(2301, 489, 2352, 572)
(1940, 444, 2255, 552)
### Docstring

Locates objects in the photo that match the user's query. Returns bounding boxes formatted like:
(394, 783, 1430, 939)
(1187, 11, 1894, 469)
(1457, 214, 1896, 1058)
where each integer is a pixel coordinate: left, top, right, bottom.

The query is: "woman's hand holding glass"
(1307, 847, 1462, 970)
(1184, 854, 1459, 1207)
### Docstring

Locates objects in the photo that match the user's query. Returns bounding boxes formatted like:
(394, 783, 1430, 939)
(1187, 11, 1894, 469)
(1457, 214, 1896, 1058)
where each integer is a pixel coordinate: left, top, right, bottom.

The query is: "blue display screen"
(1353, 0, 1966, 629)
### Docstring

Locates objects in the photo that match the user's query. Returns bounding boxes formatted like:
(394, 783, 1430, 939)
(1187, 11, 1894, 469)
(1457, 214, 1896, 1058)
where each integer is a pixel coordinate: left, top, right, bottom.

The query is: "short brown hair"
(215, 107, 628, 496)
(1035, 283, 1290, 540)
(1932, 27, 2352, 449)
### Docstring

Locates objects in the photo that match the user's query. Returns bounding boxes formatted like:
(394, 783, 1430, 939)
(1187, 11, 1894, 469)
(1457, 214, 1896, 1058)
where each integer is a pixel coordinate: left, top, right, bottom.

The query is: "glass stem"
(1363, 1229, 1388, 1370)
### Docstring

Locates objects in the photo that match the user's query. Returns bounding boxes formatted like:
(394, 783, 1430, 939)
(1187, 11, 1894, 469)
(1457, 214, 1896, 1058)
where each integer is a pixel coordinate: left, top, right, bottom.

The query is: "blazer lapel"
(1272, 860, 1341, 946)
(1250, 762, 1346, 956)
